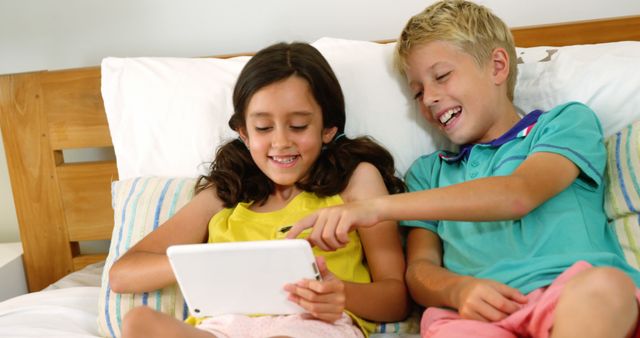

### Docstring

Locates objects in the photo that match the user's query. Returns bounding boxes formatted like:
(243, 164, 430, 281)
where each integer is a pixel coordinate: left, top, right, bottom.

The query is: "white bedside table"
(0, 242, 28, 302)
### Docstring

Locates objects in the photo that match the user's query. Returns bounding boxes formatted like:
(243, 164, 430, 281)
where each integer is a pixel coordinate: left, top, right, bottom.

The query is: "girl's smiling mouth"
(270, 155, 299, 166)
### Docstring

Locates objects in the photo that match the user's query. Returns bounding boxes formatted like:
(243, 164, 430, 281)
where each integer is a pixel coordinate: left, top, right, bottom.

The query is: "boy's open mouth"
(439, 106, 462, 126)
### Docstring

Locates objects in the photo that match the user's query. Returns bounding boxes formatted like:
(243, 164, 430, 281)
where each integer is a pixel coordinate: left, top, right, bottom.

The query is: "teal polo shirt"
(402, 102, 640, 294)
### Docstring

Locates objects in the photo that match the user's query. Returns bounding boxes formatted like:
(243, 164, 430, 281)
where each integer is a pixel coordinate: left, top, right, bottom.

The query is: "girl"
(109, 42, 409, 338)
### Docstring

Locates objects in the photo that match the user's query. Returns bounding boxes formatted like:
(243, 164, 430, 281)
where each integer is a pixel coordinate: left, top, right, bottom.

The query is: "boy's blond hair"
(395, 0, 518, 101)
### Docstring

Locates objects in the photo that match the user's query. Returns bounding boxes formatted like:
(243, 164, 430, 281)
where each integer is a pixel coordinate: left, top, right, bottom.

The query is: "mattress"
(0, 261, 419, 337)
(0, 262, 104, 337)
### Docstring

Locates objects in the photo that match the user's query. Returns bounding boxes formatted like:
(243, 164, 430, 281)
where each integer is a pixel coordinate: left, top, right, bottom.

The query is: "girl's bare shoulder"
(341, 162, 388, 202)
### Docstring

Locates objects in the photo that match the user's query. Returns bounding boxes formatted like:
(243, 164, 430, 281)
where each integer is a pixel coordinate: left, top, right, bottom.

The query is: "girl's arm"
(341, 162, 409, 322)
(406, 227, 526, 322)
(289, 151, 579, 248)
(287, 162, 409, 322)
(109, 187, 223, 293)
(335, 162, 410, 322)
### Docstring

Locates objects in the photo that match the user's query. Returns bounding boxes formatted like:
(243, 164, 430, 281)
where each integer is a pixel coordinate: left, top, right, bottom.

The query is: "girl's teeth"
(272, 156, 296, 163)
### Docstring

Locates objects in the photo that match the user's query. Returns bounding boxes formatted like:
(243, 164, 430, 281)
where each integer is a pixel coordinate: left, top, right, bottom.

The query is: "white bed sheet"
(0, 262, 103, 338)
(0, 261, 419, 337)
(0, 287, 101, 337)
(43, 262, 104, 291)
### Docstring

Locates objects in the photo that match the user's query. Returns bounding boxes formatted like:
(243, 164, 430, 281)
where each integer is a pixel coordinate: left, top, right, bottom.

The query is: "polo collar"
(439, 109, 544, 162)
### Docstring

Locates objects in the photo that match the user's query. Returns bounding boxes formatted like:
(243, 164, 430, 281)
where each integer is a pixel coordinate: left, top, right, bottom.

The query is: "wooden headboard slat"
(49, 126, 113, 150)
(73, 254, 108, 271)
(42, 68, 112, 149)
(0, 72, 75, 291)
(57, 161, 118, 242)
(512, 15, 640, 47)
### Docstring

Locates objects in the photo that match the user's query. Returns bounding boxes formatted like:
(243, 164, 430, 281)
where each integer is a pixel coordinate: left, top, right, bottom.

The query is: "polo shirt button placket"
(468, 157, 480, 178)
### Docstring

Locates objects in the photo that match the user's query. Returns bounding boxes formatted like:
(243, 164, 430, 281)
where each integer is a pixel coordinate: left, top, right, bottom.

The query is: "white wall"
(1, 0, 640, 242)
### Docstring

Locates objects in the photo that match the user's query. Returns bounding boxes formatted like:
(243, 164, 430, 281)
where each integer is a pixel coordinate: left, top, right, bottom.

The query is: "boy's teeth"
(439, 107, 461, 125)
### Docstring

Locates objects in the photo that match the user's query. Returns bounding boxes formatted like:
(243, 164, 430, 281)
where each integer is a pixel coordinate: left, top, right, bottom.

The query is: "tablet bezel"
(167, 239, 320, 317)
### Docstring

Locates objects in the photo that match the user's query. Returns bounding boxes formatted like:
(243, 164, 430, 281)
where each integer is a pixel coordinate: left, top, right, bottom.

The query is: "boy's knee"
(564, 267, 636, 309)
(122, 306, 157, 337)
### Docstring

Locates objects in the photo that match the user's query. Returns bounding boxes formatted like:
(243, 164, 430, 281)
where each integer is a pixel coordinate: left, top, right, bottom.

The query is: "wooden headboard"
(1, 15, 640, 292)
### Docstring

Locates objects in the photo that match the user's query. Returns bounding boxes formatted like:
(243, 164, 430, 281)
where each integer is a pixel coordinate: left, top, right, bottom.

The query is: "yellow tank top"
(196, 191, 376, 334)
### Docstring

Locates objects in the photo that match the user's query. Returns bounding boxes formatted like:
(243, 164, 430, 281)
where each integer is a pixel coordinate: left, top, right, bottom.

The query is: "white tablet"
(166, 239, 320, 317)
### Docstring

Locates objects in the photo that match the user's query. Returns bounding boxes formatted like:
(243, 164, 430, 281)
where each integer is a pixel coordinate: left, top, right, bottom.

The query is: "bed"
(0, 15, 639, 337)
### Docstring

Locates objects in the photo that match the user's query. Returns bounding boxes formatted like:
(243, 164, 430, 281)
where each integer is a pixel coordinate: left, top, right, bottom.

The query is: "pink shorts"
(196, 313, 364, 338)
(421, 261, 640, 338)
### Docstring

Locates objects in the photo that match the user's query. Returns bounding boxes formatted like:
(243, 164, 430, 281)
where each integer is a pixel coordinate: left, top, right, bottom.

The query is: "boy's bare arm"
(406, 228, 527, 322)
(288, 152, 579, 247)
(405, 227, 453, 307)
(380, 152, 580, 223)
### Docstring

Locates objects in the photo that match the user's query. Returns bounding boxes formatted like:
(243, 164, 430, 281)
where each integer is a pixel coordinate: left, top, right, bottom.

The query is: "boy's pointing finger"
(286, 213, 318, 239)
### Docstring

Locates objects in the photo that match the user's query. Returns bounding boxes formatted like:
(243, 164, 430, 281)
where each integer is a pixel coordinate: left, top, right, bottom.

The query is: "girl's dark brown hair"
(196, 42, 405, 207)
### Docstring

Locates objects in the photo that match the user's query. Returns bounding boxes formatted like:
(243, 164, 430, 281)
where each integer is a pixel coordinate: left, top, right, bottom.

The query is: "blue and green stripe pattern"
(98, 177, 195, 338)
(605, 121, 640, 270)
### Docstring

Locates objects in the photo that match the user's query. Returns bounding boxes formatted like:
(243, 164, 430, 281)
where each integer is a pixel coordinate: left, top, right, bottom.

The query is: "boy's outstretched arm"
(385, 152, 580, 223)
(406, 228, 527, 322)
(288, 152, 580, 249)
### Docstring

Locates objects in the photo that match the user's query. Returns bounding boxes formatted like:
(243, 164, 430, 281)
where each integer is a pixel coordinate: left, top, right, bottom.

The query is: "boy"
(289, 1, 640, 337)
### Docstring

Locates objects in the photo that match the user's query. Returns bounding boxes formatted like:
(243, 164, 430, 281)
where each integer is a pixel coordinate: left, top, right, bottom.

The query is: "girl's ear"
(322, 126, 338, 144)
(238, 128, 249, 146)
(491, 47, 510, 85)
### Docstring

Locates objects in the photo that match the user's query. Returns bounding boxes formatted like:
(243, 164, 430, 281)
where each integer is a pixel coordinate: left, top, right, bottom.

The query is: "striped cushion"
(610, 215, 640, 270)
(98, 177, 195, 338)
(605, 122, 640, 218)
(375, 309, 420, 334)
(605, 121, 640, 271)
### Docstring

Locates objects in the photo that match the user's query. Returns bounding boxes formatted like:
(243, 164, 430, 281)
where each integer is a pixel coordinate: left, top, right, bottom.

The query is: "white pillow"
(311, 38, 450, 176)
(514, 41, 640, 137)
(101, 40, 451, 179)
(101, 56, 249, 180)
(102, 40, 640, 180)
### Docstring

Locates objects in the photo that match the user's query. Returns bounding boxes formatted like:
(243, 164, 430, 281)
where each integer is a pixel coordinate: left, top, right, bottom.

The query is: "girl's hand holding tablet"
(284, 256, 346, 323)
